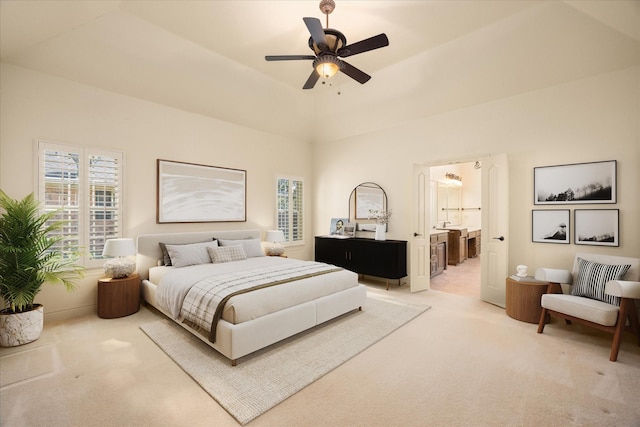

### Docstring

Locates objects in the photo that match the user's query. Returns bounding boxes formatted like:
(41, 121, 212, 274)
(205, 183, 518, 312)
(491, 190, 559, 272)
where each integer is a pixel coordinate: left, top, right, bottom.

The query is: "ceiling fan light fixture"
(313, 55, 342, 78)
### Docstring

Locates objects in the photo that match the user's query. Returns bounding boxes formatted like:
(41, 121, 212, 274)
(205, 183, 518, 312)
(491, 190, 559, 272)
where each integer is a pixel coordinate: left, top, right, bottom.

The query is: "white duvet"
(153, 256, 359, 329)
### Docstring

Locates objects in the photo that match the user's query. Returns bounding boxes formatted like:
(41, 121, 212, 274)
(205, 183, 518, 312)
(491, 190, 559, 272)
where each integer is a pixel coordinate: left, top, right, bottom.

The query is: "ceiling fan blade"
(265, 55, 316, 61)
(338, 34, 389, 58)
(303, 17, 328, 49)
(340, 61, 371, 84)
(303, 70, 321, 90)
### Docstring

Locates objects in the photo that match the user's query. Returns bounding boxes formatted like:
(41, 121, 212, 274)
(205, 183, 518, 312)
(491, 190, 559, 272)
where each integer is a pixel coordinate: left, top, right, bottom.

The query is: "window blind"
(37, 140, 123, 268)
(276, 176, 304, 244)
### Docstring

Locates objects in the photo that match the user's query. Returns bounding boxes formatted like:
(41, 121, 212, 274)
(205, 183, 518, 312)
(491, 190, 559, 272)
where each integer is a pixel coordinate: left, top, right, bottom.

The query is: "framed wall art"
(157, 159, 246, 223)
(574, 209, 619, 247)
(532, 209, 570, 244)
(534, 160, 616, 205)
(329, 218, 349, 236)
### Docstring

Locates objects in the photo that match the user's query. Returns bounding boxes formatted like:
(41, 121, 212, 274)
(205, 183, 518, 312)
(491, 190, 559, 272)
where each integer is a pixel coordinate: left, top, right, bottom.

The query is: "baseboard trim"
(44, 305, 96, 323)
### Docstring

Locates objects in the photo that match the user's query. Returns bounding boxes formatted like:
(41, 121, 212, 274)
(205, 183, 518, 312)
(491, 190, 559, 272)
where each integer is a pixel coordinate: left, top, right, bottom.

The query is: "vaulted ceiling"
(1, 1, 639, 141)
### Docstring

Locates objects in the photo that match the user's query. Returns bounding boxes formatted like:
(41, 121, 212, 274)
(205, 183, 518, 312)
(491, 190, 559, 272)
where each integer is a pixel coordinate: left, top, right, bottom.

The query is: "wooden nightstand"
(505, 276, 550, 323)
(97, 273, 141, 319)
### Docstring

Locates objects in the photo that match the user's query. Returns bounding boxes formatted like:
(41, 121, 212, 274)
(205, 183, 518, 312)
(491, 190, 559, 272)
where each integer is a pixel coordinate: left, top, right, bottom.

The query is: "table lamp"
(102, 238, 136, 278)
(264, 230, 285, 256)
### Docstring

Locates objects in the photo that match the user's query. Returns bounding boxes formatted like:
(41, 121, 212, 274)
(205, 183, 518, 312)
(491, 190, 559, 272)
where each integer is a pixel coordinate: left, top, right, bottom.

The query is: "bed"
(136, 229, 367, 365)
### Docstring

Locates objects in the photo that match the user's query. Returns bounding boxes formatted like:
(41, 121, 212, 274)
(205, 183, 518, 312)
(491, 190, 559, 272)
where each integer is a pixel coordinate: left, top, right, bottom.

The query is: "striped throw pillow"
(570, 258, 631, 306)
(207, 245, 247, 264)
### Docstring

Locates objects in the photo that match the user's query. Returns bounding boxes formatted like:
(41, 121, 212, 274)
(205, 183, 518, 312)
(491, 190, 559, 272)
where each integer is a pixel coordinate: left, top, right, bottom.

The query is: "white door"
(410, 164, 430, 292)
(480, 153, 509, 307)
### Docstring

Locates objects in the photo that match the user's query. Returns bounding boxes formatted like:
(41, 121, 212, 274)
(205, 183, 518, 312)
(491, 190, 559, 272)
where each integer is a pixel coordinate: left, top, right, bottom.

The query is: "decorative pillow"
(571, 258, 631, 306)
(165, 241, 219, 268)
(207, 245, 247, 264)
(217, 238, 265, 258)
(159, 240, 214, 266)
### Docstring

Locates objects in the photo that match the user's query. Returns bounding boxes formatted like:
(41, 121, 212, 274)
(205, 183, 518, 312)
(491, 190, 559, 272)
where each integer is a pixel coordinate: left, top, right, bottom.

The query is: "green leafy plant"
(0, 190, 84, 314)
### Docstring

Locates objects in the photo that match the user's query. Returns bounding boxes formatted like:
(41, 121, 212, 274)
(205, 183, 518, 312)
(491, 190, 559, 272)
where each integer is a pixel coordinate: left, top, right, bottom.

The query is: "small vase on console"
(375, 224, 386, 241)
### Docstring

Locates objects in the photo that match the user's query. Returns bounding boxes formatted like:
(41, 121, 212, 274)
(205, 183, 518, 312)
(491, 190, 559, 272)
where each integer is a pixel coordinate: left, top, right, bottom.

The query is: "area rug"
(139, 295, 429, 425)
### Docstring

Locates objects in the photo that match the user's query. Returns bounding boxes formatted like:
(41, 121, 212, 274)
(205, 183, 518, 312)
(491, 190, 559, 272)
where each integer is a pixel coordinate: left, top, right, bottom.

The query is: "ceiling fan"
(265, 0, 389, 90)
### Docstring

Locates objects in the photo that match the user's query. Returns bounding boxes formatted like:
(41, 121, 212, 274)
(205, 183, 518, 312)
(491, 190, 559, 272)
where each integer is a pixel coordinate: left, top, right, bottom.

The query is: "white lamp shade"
(264, 230, 285, 243)
(102, 238, 136, 258)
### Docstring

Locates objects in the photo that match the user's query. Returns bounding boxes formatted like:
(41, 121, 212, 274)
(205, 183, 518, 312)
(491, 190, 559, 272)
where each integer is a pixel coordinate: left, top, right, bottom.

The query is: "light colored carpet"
(140, 295, 429, 425)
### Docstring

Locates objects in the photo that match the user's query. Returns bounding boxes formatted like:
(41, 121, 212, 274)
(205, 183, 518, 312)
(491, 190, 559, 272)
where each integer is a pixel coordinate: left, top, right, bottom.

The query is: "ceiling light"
(313, 55, 342, 78)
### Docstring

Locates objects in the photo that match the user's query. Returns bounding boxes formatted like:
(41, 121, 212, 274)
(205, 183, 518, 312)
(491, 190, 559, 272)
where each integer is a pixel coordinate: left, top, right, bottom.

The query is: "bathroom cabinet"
(467, 229, 481, 258)
(430, 231, 448, 277)
(446, 228, 468, 266)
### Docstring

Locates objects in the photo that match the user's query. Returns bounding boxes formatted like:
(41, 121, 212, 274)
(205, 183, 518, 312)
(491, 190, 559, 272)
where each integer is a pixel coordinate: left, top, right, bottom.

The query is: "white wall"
(313, 66, 640, 280)
(0, 63, 314, 321)
(1, 66, 639, 319)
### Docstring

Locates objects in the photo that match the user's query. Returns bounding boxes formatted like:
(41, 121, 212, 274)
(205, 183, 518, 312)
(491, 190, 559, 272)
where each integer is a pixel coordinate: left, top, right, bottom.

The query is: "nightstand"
(505, 276, 552, 323)
(97, 273, 141, 319)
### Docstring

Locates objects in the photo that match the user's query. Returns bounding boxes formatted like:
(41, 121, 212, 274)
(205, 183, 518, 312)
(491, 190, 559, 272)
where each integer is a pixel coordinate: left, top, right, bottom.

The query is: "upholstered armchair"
(535, 253, 640, 362)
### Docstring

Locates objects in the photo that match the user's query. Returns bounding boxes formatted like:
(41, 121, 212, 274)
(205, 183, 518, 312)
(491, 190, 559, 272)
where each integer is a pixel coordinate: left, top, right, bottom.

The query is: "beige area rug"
(140, 295, 429, 425)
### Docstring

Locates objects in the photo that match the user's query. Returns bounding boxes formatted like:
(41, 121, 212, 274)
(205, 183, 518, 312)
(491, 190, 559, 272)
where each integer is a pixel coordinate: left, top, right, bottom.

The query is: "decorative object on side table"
(330, 218, 349, 236)
(102, 238, 136, 278)
(368, 208, 392, 241)
(264, 230, 285, 256)
(516, 264, 528, 277)
(0, 190, 84, 347)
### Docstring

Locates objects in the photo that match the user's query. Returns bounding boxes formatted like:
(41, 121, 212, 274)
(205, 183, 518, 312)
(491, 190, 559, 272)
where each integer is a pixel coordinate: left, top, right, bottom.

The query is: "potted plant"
(0, 190, 84, 347)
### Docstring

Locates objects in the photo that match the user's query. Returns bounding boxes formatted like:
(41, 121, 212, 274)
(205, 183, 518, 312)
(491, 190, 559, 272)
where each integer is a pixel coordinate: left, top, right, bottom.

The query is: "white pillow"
(208, 245, 247, 264)
(217, 238, 265, 258)
(165, 241, 219, 267)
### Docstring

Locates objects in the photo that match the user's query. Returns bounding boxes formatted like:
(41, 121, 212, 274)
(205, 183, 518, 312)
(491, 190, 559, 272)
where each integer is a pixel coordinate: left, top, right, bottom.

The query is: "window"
(36, 140, 124, 269)
(276, 176, 304, 244)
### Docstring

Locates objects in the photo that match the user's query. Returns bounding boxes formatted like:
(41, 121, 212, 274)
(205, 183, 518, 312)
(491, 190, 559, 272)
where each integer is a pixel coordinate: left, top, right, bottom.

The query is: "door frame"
(411, 154, 509, 304)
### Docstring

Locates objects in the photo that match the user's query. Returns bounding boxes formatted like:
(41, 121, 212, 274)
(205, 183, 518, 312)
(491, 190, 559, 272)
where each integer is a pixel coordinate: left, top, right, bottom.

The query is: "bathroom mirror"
(436, 182, 462, 226)
(348, 182, 388, 231)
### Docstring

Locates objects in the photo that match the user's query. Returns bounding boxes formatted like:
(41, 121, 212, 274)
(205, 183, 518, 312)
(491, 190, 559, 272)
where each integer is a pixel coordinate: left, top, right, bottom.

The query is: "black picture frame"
(532, 209, 570, 244)
(574, 209, 620, 247)
(157, 159, 246, 223)
(534, 160, 616, 205)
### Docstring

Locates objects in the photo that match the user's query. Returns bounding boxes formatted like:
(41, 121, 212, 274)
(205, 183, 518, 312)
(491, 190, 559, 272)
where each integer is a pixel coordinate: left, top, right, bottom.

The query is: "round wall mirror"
(348, 182, 388, 231)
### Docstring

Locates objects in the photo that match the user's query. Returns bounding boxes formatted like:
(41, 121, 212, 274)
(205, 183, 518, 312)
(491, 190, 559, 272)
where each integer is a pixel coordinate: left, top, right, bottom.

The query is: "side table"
(97, 273, 141, 319)
(505, 276, 551, 324)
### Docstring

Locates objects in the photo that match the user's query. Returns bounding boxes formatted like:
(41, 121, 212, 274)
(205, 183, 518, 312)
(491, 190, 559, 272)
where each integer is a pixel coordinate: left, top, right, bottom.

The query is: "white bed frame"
(136, 229, 367, 365)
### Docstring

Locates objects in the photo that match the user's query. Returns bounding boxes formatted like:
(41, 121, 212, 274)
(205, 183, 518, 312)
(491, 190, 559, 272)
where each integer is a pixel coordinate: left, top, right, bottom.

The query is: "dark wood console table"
(314, 236, 407, 290)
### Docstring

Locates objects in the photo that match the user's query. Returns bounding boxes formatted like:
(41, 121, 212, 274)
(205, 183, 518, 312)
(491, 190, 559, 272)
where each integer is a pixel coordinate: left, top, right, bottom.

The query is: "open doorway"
(429, 161, 482, 298)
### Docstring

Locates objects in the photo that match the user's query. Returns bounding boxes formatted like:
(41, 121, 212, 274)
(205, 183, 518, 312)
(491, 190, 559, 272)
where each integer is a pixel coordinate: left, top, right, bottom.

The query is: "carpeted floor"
(1, 285, 639, 426)
(139, 296, 429, 425)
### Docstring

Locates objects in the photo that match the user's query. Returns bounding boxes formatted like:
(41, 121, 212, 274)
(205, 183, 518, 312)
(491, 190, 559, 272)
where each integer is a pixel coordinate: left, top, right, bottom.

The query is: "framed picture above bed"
(157, 159, 246, 223)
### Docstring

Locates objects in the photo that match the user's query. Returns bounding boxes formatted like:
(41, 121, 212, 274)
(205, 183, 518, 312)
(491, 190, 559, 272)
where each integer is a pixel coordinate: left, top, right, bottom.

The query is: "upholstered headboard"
(136, 229, 261, 280)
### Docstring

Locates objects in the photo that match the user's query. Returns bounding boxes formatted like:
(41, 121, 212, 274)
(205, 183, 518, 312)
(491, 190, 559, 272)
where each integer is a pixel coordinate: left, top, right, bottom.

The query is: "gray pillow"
(217, 238, 265, 258)
(165, 241, 219, 268)
(159, 240, 214, 265)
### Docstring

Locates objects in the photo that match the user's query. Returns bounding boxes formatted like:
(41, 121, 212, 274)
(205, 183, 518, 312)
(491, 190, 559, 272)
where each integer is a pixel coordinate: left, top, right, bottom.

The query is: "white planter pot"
(375, 224, 386, 241)
(0, 304, 44, 347)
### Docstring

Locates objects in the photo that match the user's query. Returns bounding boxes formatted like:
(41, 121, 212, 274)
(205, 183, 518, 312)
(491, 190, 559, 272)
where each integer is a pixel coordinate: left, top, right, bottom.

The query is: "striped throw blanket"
(179, 262, 342, 343)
